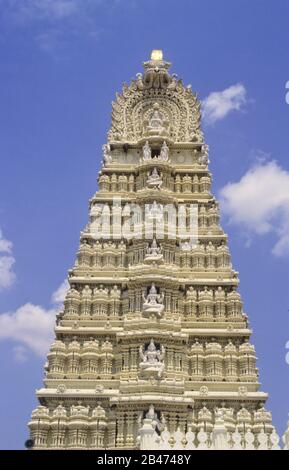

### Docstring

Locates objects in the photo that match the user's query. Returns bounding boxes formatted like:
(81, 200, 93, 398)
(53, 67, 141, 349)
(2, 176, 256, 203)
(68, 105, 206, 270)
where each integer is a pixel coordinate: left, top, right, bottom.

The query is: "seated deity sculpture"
(142, 283, 165, 318)
(139, 339, 165, 378)
(145, 103, 169, 136)
(110, 285, 121, 300)
(143, 141, 152, 161)
(186, 286, 197, 301)
(147, 167, 163, 189)
(180, 240, 192, 251)
(145, 238, 163, 262)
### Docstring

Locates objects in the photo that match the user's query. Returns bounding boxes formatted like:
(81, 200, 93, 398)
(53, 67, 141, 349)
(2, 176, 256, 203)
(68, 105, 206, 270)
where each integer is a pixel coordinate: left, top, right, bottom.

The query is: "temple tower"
(28, 51, 277, 450)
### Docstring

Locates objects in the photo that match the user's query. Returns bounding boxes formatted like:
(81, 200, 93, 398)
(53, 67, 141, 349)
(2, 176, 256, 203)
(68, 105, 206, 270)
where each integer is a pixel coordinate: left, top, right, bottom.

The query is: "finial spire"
(151, 50, 163, 61)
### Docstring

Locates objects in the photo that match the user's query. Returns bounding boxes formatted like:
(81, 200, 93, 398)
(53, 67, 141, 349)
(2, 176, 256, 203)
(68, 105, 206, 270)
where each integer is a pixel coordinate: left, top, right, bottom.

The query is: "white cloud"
(0, 229, 16, 290)
(2, 0, 81, 22)
(0, 0, 116, 24)
(30, 0, 79, 19)
(202, 84, 247, 124)
(219, 159, 289, 257)
(51, 278, 69, 303)
(0, 230, 13, 253)
(0, 0, 109, 51)
(0, 279, 68, 359)
(13, 345, 28, 363)
(0, 303, 56, 357)
(286, 341, 289, 365)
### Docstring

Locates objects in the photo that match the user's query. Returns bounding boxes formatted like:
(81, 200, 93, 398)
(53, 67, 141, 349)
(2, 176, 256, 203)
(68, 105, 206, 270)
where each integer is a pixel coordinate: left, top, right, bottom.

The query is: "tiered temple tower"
(28, 51, 277, 450)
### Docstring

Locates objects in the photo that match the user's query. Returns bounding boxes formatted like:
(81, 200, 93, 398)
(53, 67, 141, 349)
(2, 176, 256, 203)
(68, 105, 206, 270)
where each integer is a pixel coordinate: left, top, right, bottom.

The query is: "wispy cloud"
(219, 158, 289, 257)
(51, 278, 69, 303)
(0, 229, 16, 291)
(0, 0, 115, 52)
(0, 279, 69, 360)
(1, 0, 82, 22)
(202, 84, 247, 124)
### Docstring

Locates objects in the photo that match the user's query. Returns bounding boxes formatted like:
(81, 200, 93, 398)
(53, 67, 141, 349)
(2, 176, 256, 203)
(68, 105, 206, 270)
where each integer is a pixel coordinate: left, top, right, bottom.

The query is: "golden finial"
(151, 50, 163, 61)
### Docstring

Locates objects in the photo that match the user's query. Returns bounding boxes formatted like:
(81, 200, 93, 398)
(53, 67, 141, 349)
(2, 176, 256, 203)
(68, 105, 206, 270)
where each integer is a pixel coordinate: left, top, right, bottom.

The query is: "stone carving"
(110, 285, 121, 315)
(108, 53, 203, 143)
(160, 141, 169, 161)
(31, 406, 50, 418)
(139, 339, 165, 378)
(142, 284, 164, 318)
(212, 409, 229, 450)
(142, 50, 171, 90)
(238, 386, 248, 397)
(270, 430, 281, 450)
(147, 201, 164, 222)
(147, 168, 163, 189)
(53, 404, 67, 417)
(199, 386, 209, 397)
(56, 384, 67, 394)
(146, 405, 162, 425)
(199, 144, 209, 165)
(142, 141, 152, 161)
(102, 144, 112, 165)
(283, 417, 289, 450)
(145, 103, 169, 137)
(186, 287, 197, 315)
(70, 403, 90, 417)
(139, 421, 285, 450)
(145, 238, 163, 262)
(215, 286, 226, 317)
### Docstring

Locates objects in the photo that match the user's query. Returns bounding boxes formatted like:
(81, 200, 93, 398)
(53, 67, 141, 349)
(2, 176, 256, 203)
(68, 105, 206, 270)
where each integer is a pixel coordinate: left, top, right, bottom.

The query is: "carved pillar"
(90, 406, 107, 449)
(116, 412, 125, 448)
(125, 411, 135, 448)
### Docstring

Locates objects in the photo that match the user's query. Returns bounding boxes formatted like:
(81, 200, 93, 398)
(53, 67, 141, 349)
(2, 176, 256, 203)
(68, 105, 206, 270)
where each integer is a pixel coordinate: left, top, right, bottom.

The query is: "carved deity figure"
(144, 103, 169, 137)
(70, 403, 89, 417)
(186, 286, 197, 301)
(139, 340, 165, 378)
(53, 404, 67, 417)
(146, 404, 158, 420)
(186, 286, 197, 316)
(199, 144, 209, 165)
(145, 238, 163, 261)
(102, 144, 112, 164)
(143, 141, 152, 161)
(110, 285, 121, 315)
(142, 405, 164, 433)
(110, 285, 121, 300)
(142, 283, 164, 317)
(147, 200, 164, 222)
(147, 103, 165, 134)
(159, 141, 169, 161)
(215, 286, 226, 317)
(147, 167, 163, 189)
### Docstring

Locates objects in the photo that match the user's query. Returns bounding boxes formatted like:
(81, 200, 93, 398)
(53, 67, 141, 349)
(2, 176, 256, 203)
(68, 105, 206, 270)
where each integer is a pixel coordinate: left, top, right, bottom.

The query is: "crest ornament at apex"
(108, 51, 203, 144)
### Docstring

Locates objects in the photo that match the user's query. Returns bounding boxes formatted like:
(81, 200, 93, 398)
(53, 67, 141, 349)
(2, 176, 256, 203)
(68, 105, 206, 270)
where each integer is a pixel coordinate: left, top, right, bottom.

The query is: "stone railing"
(138, 415, 289, 451)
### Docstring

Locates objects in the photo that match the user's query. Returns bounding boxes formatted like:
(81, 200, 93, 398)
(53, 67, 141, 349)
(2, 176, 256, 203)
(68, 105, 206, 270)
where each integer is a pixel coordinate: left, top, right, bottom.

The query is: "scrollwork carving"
(108, 54, 203, 143)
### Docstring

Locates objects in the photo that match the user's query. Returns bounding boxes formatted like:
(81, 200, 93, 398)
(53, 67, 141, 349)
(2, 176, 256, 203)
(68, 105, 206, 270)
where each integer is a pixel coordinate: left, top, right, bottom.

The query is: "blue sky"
(0, 0, 289, 449)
